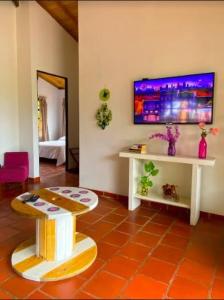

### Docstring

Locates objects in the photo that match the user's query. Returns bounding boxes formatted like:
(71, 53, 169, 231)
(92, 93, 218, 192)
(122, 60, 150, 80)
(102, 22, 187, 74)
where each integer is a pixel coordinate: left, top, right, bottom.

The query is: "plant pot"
(138, 185, 149, 196)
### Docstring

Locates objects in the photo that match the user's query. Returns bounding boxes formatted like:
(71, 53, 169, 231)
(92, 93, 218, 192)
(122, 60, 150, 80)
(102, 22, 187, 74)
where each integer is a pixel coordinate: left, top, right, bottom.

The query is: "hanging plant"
(96, 88, 112, 129)
(96, 103, 112, 130)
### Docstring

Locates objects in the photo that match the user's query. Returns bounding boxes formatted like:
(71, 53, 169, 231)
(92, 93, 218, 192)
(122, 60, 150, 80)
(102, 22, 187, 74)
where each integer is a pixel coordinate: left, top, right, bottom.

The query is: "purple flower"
(149, 133, 168, 141)
(149, 124, 180, 143)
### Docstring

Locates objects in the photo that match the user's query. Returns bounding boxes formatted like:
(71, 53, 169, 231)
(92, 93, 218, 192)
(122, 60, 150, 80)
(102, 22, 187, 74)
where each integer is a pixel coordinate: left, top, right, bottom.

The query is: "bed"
(39, 137, 66, 166)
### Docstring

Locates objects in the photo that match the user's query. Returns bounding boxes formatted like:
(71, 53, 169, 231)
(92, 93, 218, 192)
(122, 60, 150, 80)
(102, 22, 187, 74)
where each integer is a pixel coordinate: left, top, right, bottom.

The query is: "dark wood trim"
(37, 71, 65, 89)
(28, 177, 41, 184)
(84, 188, 224, 221)
(65, 75, 69, 172)
(37, 70, 67, 82)
(37, 70, 69, 172)
(36, 1, 78, 41)
(57, 4, 78, 41)
(12, 0, 19, 7)
(57, 2, 77, 26)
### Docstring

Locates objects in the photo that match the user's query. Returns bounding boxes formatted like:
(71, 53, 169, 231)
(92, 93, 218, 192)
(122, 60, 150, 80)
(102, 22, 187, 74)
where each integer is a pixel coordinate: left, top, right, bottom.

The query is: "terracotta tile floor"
(0, 172, 224, 299)
(39, 160, 65, 178)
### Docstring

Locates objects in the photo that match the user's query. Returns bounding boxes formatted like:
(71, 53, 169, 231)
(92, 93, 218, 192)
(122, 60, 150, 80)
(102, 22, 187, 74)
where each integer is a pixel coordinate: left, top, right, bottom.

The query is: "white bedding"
(39, 140, 65, 166)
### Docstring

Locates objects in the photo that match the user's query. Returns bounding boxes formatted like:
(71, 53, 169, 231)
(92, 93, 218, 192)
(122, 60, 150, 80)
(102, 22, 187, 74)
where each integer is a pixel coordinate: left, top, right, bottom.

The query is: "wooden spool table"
(11, 187, 98, 282)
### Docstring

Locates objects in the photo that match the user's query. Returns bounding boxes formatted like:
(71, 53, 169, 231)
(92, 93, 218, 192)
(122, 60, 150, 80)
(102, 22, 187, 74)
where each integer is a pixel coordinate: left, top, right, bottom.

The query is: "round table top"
(11, 187, 98, 219)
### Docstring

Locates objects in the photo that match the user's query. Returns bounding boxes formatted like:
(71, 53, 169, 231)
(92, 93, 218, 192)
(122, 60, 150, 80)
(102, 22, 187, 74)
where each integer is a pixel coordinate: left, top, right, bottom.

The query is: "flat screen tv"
(134, 72, 215, 124)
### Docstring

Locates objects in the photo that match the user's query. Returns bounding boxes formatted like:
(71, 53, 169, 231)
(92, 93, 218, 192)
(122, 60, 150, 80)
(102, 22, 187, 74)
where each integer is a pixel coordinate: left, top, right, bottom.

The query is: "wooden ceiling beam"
(36, 0, 78, 41)
(56, 1, 78, 41)
(12, 0, 19, 7)
(57, 1, 76, 23)
(37, 72, 65, 89)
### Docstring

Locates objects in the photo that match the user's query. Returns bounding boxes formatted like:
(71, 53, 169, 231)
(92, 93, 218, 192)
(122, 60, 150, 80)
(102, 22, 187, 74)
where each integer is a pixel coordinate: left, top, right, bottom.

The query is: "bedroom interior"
(37, 71, 68, 178)
(1, 1, 224, 299)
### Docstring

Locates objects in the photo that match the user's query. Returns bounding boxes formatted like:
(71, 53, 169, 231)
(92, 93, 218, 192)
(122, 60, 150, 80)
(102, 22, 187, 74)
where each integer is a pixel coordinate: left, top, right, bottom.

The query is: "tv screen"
(134, 72, 215, 124)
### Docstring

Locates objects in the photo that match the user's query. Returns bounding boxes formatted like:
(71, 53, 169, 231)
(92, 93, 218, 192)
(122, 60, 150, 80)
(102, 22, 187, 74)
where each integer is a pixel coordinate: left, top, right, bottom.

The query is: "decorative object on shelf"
(149, 124, 180, 156)
(129, 144, 147, 154)
(162, 184, 179, 202)
(198, 122, 219, 159)
(138, 161, 159, 196)
(119, 151, 216, 225)
(96, 88, 112, 129)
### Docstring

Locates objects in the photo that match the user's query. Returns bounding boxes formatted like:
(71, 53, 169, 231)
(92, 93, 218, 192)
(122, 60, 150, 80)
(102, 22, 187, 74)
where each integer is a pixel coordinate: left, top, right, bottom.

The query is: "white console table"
(119, 152, 216, 225)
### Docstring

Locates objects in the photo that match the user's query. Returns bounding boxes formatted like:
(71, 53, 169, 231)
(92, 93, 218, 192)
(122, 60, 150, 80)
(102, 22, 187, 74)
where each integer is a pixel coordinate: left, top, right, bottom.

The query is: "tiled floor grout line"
(52, 205, 126, 298)
(116, 217, 177, 299)
(0, 201, 116, 299)
(77, 264, 107, 299)
(2, 187, 224, 299)
(0, 269, 17, 288)
(25, 283, 53, 300)
(207, 259, 219, 299)
(164, 217, 196, 298)
(0, 286, 16, 299)
(97, 212, 158, 247)
(156, 218, 190, 299)
(75, 203, 133, 299)
(163, 226, 217, 299)
(79, 205, 159, 299)
(164, 256, 187, 299)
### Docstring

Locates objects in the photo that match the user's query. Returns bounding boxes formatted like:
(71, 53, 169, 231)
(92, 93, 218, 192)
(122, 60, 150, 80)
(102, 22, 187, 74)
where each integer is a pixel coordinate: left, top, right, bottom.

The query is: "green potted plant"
(138, 161, 159, 196)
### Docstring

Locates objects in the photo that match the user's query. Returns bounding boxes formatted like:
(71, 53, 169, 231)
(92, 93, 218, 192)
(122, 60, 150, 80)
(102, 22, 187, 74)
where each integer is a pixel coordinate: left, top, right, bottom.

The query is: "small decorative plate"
(80, 198, 91, 203)
(99, 88, 110, 101)
(47, 207, 60, 212)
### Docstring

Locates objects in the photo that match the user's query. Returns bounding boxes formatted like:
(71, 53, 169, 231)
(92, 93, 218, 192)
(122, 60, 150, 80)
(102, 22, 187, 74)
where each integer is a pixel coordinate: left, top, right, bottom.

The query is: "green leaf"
(96, 103, 112, 129)
(140, 176, 148, 184)
(145, 161, 155, 173)
(151, 169, 159, 176)
(148, 181, 153, 187)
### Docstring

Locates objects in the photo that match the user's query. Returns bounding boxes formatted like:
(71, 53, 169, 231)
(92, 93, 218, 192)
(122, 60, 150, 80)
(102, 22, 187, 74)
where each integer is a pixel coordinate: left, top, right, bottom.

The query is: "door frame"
(36, 70, 69, 171)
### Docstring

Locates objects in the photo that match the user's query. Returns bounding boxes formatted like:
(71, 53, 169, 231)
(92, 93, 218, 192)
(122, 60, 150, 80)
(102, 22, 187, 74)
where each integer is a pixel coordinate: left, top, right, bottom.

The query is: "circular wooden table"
(11, 187, 98, 282)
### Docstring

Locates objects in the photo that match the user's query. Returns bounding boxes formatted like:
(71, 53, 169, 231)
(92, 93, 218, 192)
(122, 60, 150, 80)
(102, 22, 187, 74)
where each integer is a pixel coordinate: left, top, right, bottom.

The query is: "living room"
(0, 1, 223, 299)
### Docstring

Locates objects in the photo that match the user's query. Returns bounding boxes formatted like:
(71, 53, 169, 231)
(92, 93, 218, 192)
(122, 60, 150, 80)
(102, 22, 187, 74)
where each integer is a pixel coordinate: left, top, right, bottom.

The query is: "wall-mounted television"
(134, 72, 215, 124)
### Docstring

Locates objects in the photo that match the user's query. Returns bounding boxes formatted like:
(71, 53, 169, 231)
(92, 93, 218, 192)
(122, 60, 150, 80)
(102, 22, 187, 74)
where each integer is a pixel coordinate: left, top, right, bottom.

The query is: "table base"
(11, 233, 97, 282)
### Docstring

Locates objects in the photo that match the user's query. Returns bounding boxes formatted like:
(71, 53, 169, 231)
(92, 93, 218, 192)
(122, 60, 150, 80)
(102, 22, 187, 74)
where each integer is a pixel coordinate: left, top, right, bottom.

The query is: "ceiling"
(36, 0, 78, 41)
(37, 71, 65, 89)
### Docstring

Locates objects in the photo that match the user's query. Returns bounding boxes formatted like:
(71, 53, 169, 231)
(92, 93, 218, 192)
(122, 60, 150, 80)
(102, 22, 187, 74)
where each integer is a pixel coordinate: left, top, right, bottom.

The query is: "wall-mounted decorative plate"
(99, 88, 110, 101)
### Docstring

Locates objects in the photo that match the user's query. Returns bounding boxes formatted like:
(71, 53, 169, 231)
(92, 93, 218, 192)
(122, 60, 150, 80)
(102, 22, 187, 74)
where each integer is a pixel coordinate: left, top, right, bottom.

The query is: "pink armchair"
(0, 152, 29, 187)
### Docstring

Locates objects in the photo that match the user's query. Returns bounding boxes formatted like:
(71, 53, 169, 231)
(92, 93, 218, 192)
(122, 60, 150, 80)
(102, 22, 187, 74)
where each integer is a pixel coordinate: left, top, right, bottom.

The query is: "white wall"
(37, 78, 64, 141)
(79, 1, 224, 215)
(16, 1, 79, 176)
(16, 1, 36, 176)
(0, 2, 19, 164)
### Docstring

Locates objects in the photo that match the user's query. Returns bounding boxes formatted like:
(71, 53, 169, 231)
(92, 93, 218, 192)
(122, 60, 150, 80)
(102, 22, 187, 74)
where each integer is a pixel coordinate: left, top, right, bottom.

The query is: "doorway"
(37, 70, 68, 178)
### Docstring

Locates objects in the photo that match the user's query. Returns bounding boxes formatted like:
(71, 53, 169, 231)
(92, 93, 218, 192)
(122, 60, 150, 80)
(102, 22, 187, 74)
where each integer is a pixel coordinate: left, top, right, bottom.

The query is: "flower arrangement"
(162, 184, 179, 201)
(198, 122, 219, 159)
(198, 122, 219, 137)
(149, 124, 180, 156)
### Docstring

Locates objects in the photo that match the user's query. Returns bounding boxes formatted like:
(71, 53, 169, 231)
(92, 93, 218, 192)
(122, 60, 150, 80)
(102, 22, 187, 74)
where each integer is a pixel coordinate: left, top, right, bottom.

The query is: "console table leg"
(128, 158, 141, 210)
(190, 164, 202, 225)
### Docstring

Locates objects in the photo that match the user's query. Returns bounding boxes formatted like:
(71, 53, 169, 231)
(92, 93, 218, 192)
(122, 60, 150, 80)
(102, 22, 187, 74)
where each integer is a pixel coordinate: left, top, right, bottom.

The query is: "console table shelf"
(119, 151, 216, 225)
(135, 192, 190, 209)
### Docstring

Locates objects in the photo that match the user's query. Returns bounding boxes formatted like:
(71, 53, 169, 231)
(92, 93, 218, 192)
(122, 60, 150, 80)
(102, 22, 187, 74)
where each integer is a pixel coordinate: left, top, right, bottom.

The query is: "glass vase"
(198, 136, 207, 159)
(138, 184, 149, 196)
(168, 141, 176, 156)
